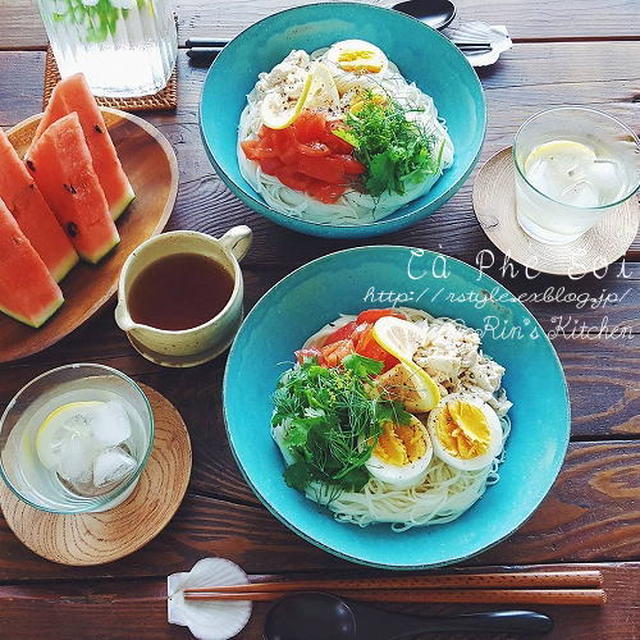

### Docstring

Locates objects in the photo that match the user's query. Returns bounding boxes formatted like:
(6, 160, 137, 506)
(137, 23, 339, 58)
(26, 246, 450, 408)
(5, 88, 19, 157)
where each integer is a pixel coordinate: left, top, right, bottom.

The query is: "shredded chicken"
(413, 320, 512, 416)
(255, 50, 310, 106)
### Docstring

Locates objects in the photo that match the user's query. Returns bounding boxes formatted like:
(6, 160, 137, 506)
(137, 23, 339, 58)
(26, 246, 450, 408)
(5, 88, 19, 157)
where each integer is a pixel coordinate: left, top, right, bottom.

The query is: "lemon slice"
(305, 62, 340, 111)
(35, 401, 103, 470)
(372, 317, 440, 411)
(524, 140, 596, 175)
(261, 72, 312, 130)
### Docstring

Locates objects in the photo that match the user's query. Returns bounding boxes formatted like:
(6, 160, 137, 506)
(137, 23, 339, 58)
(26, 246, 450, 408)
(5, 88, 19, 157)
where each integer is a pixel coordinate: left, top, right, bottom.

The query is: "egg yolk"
(350, 93, 387, 115)
(436, 401, 490, 460)
(374, 419, 427, 467)
(337, 50, 383, 73)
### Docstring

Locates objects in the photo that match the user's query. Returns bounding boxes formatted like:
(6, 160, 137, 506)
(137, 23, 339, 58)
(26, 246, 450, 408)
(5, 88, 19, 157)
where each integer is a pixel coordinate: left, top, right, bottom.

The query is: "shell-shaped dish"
(446, 21, 513, 67)
(167, 558, 252, 640)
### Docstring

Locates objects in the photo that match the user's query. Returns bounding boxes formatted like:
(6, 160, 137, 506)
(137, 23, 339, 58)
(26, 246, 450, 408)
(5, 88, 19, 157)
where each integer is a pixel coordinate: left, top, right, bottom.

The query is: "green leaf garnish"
(341, 90, 444, 197)
(272, 357, 405, 497)
(343, 353, 384, 377)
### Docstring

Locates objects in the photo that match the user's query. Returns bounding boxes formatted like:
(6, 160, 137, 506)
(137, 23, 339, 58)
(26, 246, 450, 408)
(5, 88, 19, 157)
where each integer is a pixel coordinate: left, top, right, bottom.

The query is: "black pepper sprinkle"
(66, 222, 79, 237)
(26, 159, 35, 171)
(94, 124, 103, 134)
(63, 183, 77, 194)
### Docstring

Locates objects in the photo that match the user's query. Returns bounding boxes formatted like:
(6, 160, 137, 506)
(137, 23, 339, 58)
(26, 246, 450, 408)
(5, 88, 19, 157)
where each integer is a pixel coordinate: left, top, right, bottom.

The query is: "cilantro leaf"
(284, 460, 313, 491)
(343, 353, 384, 377)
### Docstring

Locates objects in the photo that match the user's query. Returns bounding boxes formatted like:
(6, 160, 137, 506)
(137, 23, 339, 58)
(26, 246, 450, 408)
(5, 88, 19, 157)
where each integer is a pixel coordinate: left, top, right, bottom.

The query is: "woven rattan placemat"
(43, 47, 177, 112)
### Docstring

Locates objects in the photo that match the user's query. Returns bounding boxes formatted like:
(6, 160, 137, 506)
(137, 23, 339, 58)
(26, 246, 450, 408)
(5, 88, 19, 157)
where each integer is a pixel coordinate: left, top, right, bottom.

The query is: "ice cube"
(584, 159, 622, 203)
(56, 434, 95, 485)
(93, 447, 137, 487)
(88, 401, 132, 448)
(559, 180, 600, 207)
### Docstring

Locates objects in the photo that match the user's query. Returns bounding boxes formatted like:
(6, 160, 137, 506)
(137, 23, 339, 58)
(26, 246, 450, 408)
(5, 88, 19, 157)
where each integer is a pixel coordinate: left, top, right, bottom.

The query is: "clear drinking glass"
(37, 0, 178, 97)
(514, 107, 640, 245)
(0, 364, 154, 514)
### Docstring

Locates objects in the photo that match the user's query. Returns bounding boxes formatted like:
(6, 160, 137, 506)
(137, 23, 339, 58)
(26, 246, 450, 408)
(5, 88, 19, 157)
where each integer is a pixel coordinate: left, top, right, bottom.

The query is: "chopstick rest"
(168, 558, 252, 640)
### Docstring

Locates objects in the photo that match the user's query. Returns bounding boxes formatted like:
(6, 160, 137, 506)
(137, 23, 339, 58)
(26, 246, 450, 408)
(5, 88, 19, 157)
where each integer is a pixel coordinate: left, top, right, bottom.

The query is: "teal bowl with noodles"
(200, 2, 486, 238)
(223, 246, 570, 569)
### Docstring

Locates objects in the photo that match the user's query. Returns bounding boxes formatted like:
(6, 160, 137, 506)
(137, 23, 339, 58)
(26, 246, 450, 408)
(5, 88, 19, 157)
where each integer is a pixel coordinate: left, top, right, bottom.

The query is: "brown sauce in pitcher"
(127, 253, 234, 331)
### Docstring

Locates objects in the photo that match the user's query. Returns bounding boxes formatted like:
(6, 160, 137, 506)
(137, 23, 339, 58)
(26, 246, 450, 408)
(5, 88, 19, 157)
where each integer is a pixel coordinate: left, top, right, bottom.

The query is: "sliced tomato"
(322, 320, 357, 347)
(356, 309, 407, 324)
(297, 156, 345, 184)
(276, 167, 311, 191)
(258, 157, 284, 174)
(241, 139, 277, 160)
(243, 111, 363, 204)
(294, 112, 327, 143)
(339, 154, 366, 175)
(276, 128, 299, 165)
(321, 339, 355, 368)
(323, 122, 355, 154)
(306, 180, 346, 204)
(297, 141, 331, 157)
(354, 326, 399, 373)
(295, 347, 324, 366)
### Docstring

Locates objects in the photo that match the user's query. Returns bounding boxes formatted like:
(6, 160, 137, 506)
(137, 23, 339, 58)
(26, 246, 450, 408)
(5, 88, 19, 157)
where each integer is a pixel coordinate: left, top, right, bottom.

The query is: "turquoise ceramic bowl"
(200, 3, 486, 238)
(224, 247, 570, 569)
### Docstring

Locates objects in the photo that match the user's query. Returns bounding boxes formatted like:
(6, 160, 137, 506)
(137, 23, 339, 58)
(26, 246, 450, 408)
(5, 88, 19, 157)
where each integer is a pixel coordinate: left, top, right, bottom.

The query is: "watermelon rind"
(27, 73, 135, 221)
(0, 295, 63, 329)
(0, 198, 65, 328)
(112, 183, 136, 221)
(51, 249, 80, 282)
(0, 128, 79, 282)
(27, 112, 120, 265)
(83, 233, 120, 264)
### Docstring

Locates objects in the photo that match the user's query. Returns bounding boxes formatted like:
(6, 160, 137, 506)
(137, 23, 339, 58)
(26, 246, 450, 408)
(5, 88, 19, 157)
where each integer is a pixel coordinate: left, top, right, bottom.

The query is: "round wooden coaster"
(472, 147, 640, 275)
(0, 384, 191, 566)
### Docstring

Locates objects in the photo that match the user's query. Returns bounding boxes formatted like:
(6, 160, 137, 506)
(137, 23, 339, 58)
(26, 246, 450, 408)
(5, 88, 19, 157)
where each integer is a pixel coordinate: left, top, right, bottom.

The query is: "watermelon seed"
(26, 159, 35, 171)
(63, 183, 77, 195)
(95, 124, 104, 134)
(66, 222, 79, 238)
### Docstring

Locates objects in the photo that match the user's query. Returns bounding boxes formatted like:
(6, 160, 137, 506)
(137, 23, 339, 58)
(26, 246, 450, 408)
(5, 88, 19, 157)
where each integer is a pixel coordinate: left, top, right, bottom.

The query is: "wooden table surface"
(1, 1, 639, 638)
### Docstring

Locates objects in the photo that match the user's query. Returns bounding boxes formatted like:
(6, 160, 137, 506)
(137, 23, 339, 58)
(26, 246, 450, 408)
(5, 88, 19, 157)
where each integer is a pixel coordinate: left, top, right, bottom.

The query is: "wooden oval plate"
(0, 108, 178, 363)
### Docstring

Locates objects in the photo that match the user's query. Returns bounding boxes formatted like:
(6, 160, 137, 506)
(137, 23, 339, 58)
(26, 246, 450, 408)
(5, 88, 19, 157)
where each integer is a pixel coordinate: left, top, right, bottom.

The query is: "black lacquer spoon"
(263, 592, 553, 640)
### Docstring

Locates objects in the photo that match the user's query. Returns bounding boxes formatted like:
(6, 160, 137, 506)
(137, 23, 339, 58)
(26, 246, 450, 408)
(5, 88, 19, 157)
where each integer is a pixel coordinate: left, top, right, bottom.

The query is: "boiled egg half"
(325, 39, 388, 75)
(427, 394, 503, 471)
(366, 414, 432, 489)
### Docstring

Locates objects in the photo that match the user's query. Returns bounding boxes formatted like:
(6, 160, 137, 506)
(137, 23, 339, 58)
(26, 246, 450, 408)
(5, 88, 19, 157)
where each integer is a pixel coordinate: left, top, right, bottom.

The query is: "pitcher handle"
(219, 225, 253, 262)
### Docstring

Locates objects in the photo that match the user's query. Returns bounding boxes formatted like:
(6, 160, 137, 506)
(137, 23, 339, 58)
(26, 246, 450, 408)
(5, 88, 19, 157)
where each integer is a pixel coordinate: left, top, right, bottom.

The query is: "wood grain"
(0, 385, 192, 566)
(0, 563, 637, 639)
(1, 0, 640, 50)
(0, 440, 639, 582)
(1, 43, 637, 265)
(473, 147, 640, 275)
(0, 1, 639, 638)
(0, 109, 178, 362)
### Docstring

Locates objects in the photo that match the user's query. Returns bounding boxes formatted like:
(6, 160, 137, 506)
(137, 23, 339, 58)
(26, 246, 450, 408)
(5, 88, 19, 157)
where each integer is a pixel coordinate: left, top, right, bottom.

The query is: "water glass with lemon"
(0, 364, 153, 514)
(513, 107, 640, 245)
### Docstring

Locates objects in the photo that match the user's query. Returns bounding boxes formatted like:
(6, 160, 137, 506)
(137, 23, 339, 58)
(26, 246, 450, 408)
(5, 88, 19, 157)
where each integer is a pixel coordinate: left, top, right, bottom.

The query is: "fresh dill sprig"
(272, 354, 409, 496)
(334, 89, 443, 197)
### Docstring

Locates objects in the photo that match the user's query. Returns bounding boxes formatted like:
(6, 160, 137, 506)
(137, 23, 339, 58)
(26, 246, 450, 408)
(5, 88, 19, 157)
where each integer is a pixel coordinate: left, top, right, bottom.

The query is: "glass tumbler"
(37, 0, 178, 97)
(513, 107, 640, 245)
(0, 364, 154, 514)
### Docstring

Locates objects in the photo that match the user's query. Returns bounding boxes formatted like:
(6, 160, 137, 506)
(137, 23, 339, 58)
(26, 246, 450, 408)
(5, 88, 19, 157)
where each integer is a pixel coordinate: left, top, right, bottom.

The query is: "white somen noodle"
(238, 47, 454, 225)
(272, 307, 511, 531)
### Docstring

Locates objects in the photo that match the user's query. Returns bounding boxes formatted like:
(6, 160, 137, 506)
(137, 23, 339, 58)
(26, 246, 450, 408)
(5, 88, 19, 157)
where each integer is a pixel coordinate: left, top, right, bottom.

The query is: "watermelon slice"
(27, 112, 120, 264)
(0, 196, 64, 327)
(27, 73, 135, 220)
(0, 127, 78, 282)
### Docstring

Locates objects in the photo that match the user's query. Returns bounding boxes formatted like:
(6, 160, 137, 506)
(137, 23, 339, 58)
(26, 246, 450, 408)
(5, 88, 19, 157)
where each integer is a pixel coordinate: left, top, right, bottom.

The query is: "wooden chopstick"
(184, 588, 606, 606)
(183, 570, 603, 595)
